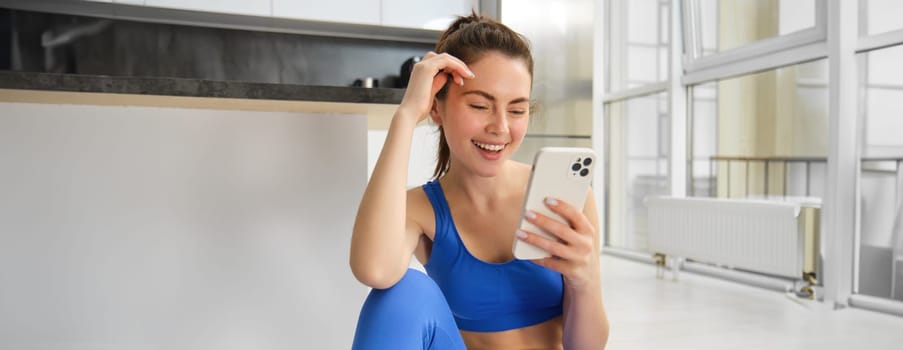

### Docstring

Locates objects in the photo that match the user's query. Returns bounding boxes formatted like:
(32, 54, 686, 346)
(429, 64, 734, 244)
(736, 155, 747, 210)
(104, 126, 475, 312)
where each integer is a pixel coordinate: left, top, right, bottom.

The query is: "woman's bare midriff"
(460, 316, 564, 350)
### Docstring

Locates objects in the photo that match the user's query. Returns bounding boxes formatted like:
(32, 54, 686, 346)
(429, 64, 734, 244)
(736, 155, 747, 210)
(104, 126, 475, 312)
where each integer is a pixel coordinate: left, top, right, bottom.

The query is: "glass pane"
(626, 97, 662, 157)
(866, 89, 903, 149)
(857, 45, 903, 302)
(863, 44, 903, 157)
(868, 44, 903, 87)
(605, 92, 670, 251)
(628, 0, 662, 44)
(695, 0, 817, 57)
(626, 46, 661, 86)
(690, 83, 718, 196)
(607, 0, 670, 92)
(688, 59, 828, 200)
(862, 0, 903, 36)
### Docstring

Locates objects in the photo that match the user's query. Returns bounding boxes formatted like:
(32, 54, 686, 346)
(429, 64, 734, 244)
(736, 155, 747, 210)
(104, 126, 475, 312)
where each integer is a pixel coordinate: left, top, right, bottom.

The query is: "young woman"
(350, 13, 609, 350)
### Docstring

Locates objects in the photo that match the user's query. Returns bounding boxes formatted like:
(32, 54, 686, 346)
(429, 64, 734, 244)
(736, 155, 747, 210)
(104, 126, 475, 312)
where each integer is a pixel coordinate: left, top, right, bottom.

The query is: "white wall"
(0, 102, 369, 349)
(367, 123, 440, 189)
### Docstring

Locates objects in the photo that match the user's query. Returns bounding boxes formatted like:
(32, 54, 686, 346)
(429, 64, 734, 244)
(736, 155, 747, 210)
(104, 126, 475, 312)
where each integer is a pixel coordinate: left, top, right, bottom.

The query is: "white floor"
(600, 255, 903, 349)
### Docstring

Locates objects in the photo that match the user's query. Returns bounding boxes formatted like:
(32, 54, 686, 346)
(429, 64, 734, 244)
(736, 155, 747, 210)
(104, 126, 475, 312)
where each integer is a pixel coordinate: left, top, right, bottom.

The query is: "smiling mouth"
(472, 140, 507, 152)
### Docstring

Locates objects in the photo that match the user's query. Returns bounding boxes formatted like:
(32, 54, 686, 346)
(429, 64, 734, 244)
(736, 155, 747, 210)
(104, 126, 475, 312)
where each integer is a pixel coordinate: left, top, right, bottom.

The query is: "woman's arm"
(561, 193, 609, 349)
(516, 190, 609, 349)
(349, 52, 474, 289)
(350, 114, 422, 289)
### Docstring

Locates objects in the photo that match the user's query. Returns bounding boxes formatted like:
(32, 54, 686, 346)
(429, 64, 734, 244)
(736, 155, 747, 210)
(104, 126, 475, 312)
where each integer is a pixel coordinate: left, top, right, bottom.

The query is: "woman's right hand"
(396, 52, 475, 124)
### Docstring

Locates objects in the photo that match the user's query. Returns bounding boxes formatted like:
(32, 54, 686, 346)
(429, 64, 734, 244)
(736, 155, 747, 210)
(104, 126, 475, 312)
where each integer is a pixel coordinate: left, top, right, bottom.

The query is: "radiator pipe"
(849, 294, 903, 317)
(681, 261, 797, 293)
(603, 248, 797, 293)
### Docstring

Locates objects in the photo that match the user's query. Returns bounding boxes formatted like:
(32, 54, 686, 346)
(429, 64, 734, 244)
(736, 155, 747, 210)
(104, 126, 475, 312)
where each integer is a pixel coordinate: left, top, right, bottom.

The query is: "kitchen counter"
(0, 71, 405, 104)
(0, 71, 404, 128)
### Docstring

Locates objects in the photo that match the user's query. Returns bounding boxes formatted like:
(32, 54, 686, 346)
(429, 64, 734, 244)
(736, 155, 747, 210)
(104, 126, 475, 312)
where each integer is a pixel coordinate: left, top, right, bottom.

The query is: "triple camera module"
(571, 156, 593, 177)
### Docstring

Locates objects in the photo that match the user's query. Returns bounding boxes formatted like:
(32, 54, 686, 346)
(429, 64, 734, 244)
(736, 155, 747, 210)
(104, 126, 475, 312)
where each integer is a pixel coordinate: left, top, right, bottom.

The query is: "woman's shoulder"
(406, 184, 431, 205)
(405, 184, 435, 233)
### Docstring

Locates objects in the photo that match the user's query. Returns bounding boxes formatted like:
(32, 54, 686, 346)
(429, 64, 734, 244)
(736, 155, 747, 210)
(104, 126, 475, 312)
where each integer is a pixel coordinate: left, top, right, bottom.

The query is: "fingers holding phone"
(516, 197, 598, 288)
(518, 197, 594, 258)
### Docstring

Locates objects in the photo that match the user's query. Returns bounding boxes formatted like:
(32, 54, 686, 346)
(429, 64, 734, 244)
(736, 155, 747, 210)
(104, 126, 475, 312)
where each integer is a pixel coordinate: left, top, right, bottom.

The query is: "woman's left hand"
(516, 197, 600, 290)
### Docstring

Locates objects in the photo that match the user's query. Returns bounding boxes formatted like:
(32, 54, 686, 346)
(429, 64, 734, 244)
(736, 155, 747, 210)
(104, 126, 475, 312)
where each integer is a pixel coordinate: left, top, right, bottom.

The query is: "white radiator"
(646, 196, 804, 279)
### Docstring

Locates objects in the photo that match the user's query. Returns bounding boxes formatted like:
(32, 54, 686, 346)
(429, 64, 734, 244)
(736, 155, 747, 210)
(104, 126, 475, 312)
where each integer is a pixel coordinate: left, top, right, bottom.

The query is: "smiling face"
(431, 51, 532, 178)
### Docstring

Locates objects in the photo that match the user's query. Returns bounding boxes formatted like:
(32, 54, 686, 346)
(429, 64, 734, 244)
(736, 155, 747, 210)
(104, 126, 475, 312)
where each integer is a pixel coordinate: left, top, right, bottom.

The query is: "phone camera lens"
(580, 168, 589, 177)
(583, 157, 593, 166)
(571, 163, 582, 171)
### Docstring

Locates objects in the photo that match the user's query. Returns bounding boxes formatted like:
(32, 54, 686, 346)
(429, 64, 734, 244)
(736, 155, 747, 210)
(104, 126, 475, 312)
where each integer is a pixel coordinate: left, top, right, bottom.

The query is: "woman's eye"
(469, 104, 489, 110)
(509, 110, 526, 116)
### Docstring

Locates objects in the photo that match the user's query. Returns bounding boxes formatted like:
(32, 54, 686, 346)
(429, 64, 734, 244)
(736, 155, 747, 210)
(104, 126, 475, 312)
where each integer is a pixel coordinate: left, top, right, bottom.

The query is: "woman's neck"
(440, 161, 522, 210)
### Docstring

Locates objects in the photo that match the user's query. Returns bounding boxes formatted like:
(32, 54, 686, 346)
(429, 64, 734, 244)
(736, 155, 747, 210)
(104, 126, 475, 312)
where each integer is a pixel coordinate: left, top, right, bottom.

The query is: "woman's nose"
(486, 111, 509, 135)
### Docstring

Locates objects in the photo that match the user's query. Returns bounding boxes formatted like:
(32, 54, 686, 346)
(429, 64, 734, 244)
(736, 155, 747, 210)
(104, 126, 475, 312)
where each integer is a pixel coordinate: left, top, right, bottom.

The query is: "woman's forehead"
(458, 54, 531, 100)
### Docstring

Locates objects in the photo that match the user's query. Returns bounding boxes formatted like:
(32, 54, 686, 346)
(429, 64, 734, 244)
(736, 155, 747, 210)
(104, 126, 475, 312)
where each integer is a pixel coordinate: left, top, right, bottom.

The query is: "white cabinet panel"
(381, 0, 475, 29)
(0, 102, 369, 350)
(114, 0, 145, 5)
(145, 0, 271, 17)
(272, 0, 380, 25)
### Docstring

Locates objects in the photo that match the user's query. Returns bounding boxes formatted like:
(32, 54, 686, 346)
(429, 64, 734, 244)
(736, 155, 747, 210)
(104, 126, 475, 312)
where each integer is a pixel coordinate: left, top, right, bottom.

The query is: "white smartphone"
(513, 147, 596, 260)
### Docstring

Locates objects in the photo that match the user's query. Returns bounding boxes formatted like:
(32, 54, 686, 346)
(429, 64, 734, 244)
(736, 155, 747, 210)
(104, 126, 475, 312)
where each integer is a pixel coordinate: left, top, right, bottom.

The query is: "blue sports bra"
(421, 180, 564, 332)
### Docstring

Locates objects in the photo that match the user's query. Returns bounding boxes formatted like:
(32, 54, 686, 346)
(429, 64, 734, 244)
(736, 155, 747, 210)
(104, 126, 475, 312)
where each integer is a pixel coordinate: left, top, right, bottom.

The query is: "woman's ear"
(429, 97, 443, 125)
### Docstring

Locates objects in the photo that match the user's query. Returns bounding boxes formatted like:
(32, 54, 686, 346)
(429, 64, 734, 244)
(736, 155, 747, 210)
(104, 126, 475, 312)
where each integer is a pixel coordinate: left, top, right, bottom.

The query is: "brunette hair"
(430, 12, 534, 179)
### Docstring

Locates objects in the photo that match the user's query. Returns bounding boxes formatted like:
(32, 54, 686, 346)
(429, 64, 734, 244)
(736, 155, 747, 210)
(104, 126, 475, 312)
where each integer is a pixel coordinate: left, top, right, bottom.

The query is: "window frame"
(682, 0, 828, 74)
(858, 28, 903, 53)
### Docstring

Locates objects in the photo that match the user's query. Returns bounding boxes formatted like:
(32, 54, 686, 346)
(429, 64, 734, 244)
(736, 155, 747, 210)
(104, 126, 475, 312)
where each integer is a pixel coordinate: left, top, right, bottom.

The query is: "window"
(689, 59, 829, 199)
(857, 44, 903, 302)
(606, 0, 670, 92)
(605, 92, 670, 251)
(604, 0, 671, 252)
(684, 0, 824, 72)
(605, 0, 903, 315)
(694, 0, 817, 56)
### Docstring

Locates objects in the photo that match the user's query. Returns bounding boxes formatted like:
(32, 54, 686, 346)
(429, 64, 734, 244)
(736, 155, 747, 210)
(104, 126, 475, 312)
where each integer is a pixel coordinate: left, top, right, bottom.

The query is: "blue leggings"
(352, 269, 467, 349)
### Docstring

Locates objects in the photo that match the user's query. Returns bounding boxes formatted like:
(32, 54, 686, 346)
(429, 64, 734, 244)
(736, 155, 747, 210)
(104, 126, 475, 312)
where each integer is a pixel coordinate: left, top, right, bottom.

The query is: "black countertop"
(0, 71, 406, 104)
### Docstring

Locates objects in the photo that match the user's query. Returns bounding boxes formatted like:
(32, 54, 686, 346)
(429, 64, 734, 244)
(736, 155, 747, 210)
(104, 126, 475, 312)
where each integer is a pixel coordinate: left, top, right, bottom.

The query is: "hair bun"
(443, 11, 483, 37)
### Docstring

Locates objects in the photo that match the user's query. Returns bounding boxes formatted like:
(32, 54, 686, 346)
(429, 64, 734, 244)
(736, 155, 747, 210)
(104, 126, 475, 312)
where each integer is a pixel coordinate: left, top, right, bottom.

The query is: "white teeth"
(473, 141, 506, 152)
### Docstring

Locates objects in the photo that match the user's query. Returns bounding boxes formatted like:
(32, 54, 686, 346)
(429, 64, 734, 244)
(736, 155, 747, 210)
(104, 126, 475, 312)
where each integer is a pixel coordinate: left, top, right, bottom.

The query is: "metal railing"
(694, 156, 903, 199)
(709, 156, 828, 197)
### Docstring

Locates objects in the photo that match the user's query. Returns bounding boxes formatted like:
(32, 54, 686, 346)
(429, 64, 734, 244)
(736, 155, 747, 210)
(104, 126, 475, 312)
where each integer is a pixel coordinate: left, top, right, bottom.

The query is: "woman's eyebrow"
(462, 90, 529, 104)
